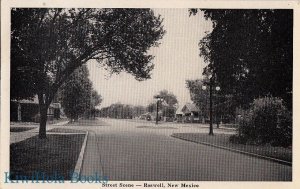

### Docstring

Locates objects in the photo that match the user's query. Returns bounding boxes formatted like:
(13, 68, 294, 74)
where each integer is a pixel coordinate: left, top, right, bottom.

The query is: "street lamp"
(215, 86, 221, 128)
(202, 75, 220, 135)
(154, 96, 164, 125)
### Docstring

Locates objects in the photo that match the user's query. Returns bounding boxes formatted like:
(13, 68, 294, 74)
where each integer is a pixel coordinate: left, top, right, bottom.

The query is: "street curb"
(73, 131, 89, 177)
(52, 120, 69, 126)
(171, 134, 292, 166)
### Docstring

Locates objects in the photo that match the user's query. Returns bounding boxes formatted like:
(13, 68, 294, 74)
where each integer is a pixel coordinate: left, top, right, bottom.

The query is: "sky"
(87, 9, 213, 108)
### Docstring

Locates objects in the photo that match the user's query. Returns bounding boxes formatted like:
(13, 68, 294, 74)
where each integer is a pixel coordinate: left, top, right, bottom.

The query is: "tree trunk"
(38, 94, 50, 139)
(39, 106, 48, 139)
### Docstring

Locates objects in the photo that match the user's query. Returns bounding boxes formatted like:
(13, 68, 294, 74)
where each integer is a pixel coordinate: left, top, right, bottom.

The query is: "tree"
(186, 78, 237, 123)
(123, 105, 134, 119)
(90, 90, 102, 108)
(155, 90, 178, 107)
(190, 9, 292, 110)
(154, 90, 178, 118)
(60, 65, 93, 121)
(11, 8, 165, 138)
(186, 79, 209, 119)
(86, 89, 103, 119)
(99, 103, 145, 119)
(147, 103, 156, 113)
(230, 97, 292, 147)
(132, 105, 146, 118)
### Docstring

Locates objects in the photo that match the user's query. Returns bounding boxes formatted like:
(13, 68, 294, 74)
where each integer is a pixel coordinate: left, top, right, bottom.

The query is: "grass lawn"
(172, 133, 292, 162)
(10, 134, 85, 180)
(48, 128, 86, 133)
(10, 127, 36, 132)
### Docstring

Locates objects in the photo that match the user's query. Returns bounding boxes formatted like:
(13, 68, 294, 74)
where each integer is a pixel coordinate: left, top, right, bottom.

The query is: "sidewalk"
(80, 131, 103, 177)
(52, 120, 69, 126)
(10, 120, 69, 144)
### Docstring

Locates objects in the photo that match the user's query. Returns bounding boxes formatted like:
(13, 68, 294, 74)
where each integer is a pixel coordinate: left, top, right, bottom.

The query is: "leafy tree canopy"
(186, 78, 237, 120)
(60, 65, 98, 120)
(153, 90, 178, 117)
(186, 79, 209, 114)
(11, 8, 165, 138)
(90, 90, 102, 108)
(190, 9, 292, 109)
(154, 90, 178, 107)
(11, 8, 165, 102)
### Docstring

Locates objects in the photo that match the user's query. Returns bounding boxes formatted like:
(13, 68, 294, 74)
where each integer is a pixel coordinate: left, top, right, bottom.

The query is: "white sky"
(87, 9, 212, 108)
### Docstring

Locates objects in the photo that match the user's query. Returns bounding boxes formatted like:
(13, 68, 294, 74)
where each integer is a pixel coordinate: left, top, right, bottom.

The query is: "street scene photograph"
(7, 7, 292, 183)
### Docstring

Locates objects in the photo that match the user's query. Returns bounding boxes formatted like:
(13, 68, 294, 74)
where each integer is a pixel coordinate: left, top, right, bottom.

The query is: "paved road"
(64, 118, 291, 181)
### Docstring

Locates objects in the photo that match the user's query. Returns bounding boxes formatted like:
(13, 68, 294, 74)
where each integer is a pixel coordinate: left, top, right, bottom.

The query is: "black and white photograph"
(1, 0, 299, 188)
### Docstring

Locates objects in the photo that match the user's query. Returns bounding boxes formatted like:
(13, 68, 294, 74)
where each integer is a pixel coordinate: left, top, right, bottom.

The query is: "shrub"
(230, 97, 292, 147)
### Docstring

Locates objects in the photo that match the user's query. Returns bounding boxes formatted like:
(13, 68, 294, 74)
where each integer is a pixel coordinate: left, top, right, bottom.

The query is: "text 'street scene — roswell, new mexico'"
(8, 8, 292, 183)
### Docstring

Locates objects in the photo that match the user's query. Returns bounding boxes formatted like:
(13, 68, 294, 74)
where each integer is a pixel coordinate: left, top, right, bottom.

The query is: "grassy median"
(10, 127, 36, 132)
(48, 128, 86, 133)
(10, 133, 85, 180)
(172, 133, 292, 162)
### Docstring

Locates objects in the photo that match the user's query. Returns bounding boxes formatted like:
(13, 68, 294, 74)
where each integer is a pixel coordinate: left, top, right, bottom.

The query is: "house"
(175, 106, 184, 122)
(52, 102, 61, 119)
(10, 95, 61, 122)
(176, 103, 201, 123)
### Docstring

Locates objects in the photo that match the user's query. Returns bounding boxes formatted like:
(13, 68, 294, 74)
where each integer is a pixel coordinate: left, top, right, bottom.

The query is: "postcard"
(1, 0, 299, 189)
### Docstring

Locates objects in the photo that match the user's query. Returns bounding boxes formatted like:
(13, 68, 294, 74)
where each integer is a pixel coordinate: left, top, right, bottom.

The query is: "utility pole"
(156, 100, 159, 125)
(202, 74, 220, 136)
(209, 77, 213, 135)
(155, 96, 163, 125)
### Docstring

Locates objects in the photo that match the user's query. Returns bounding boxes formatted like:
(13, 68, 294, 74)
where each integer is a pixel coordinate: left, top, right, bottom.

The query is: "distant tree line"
(99, 90, 178, 119)
(99, 103, 146, 119)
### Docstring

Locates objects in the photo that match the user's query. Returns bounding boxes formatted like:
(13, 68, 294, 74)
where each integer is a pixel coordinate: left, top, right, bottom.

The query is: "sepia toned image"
(1, 0, 297, 187)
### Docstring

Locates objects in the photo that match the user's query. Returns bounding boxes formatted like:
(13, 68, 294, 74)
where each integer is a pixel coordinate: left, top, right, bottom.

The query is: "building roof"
(175, 104, 184, 115)
(182, 103, 199, 113)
